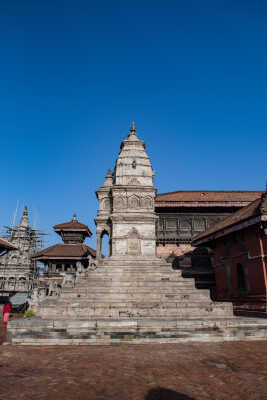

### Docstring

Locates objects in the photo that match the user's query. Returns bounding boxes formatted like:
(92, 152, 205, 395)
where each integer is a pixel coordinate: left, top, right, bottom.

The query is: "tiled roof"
(155, 191, 263, 203)
(33, 244, 96, 260)
(0, 237, 18, 250)
(192, 197, 263, 243)
(54, 219, 92, 237)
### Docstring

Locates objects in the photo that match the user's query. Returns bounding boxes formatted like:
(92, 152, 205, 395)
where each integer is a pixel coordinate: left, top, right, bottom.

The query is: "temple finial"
(130, 122, 136, 133)
(73, 214, 77, 221)
(19, 205, 29, 227)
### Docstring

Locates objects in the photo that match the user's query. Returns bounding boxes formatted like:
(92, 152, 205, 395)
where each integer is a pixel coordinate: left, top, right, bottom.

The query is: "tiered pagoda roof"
(32, 215, 95, 262)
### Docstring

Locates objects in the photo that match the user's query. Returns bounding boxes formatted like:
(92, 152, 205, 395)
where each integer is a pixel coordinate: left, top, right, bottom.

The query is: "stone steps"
(61, 293, 212, 301)
(7, 317, 267, 345)
(37, 301, 232, 319)
(35, 260, 233, 320)
(39, 300, 229, 308)
(75, 281, 196, 288)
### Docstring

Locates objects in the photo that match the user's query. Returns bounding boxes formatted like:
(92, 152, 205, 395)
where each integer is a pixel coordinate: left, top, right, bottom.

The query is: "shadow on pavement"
(145, 387, 194, 400)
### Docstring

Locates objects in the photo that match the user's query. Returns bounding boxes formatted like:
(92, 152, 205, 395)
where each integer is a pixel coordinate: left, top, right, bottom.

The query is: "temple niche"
(129, 195, 140, 209)
(95, 123, 157, 260)
(127, 228, 141, 256)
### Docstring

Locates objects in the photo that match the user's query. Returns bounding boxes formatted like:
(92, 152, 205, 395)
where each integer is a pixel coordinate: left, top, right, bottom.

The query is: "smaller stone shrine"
(0, 206, 41, 296)
(95, 122, 157, 261)
(33, 214, 96, 277)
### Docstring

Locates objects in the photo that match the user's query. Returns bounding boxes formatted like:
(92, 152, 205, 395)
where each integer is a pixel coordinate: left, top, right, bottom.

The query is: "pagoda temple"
(33, 214, 96, 276)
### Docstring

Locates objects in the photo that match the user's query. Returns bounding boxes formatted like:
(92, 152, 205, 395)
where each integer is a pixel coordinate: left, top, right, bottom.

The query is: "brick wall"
(211, 225, 267, 315)
(156, 243, 194, 258)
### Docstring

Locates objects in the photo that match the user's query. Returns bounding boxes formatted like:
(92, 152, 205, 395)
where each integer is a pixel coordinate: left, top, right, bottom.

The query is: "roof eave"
(193, 214, 267, 246)
(54, 228, 92, 237)
(32, 256, 90, 261)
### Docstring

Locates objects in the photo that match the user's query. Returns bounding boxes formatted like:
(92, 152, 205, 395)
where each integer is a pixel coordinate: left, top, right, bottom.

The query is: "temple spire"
(130, 121, 136, 133)
(128, 122, 138, 140)
(73, 214, 77, 221)
(19, 205, 30, 228)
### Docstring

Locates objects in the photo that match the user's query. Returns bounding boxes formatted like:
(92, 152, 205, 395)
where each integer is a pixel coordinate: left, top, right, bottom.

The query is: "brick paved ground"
(1, 329, 267, 400)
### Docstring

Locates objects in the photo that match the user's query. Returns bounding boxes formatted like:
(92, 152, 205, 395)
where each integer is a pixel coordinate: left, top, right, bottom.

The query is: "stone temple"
(95, 122, 157, 261)
(8, 125, 267, 344)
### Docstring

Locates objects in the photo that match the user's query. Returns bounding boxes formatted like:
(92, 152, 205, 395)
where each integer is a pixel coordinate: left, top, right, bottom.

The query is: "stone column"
(96, 232, 102, 259)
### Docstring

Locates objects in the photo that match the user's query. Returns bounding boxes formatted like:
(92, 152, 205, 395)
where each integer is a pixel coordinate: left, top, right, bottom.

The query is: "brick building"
(192, 190, 267, 316)
(155, 190, 263, 260)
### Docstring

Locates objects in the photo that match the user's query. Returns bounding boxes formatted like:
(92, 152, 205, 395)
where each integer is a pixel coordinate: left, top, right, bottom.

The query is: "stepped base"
(7, 317, 267, 345)
(34, 262, 234, 320)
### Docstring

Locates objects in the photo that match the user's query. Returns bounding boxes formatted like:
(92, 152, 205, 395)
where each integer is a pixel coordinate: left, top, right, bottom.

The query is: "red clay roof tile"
(0, 237, 18, 250)
(33, 244, 96, 260)
(155, 190, 263, 203)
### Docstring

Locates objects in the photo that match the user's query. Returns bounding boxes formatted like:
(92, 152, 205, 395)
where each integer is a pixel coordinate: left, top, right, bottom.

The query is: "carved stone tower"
(95, 123, 157, 260)
(0, 206, 39, 294)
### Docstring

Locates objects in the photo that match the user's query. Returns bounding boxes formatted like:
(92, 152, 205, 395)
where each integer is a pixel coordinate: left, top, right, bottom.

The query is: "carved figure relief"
(129, 195, 140, 208)
(114, 196, 126, 209)
(141, 196, 152, 208)
(128, 177, 141, 185)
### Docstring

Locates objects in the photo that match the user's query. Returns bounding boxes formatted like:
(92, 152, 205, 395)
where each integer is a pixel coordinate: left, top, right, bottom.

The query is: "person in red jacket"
(3, 303, 11, 324)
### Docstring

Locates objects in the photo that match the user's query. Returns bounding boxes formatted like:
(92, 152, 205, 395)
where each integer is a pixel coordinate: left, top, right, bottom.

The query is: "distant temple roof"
(32, 243, 96, 261)
(155, 191, 263, 207)
(0, 237, 18, 251)
(53, 214, 92, 237)
(193, 191, 267, 245)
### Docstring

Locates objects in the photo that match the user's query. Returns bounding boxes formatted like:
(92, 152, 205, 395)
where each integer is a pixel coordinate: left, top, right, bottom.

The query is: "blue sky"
(1, 0, 267, 249)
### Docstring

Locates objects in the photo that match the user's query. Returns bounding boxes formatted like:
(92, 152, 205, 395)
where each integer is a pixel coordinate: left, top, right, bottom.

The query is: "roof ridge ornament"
(73, 214, 77, 221)
(128, 122, 139, 140)
(130, 121, 136, 133)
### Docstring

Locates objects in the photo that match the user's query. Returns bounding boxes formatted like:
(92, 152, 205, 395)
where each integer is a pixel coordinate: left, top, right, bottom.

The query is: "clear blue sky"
(1, 0, 266, 249)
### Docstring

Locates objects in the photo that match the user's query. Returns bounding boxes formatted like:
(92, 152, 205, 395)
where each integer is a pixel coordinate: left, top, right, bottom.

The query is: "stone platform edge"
(6, 316, 267, 345)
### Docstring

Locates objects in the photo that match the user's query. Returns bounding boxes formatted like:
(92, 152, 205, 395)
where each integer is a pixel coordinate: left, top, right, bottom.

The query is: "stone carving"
(128, 177, 141, 185)
(102, 198, 110, 210)
(62, 272, 76, 288)
(48, 281, 61, 297)
(27, 286, 47, 307)
(141, 196, 152, 208)
(28, 288, 40, 306)
(76, 261, 83, 274)
(129, 195, 140, 209)
(127, 227, 141, 256)
(114, 196, 126, 209)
